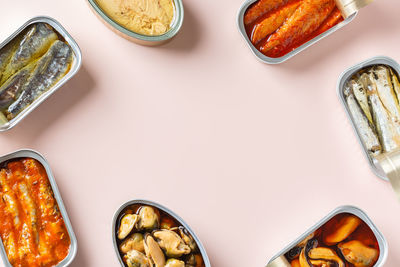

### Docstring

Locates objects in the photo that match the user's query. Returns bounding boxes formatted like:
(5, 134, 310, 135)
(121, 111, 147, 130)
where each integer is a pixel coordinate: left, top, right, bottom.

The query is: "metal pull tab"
(334, 0, 375, 18)
(374, 150, 400, 202)
(266, 256, 291, 267)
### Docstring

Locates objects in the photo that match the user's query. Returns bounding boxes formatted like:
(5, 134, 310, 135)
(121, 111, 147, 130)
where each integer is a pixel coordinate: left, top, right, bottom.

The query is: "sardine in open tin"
(112, 199, 211, 267)
(337, 56, 400, 181)
(87, 0, 184, 46)
(0, 149, 77, 267)
(237, 0, 357, 64)
(0, 16, 82, 132)
(265, 205, 388, 267)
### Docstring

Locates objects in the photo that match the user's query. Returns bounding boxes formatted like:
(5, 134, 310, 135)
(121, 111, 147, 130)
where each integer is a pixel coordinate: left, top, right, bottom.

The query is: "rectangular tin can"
(87, 0, 184, 46)
(0, 149, 77, 267)
(337, 56, 400, 181)
(0, 16, 82, 132)
(112, 199, 211, 267)
(265, 205, 388, 267)
(237, 0, 357, 64)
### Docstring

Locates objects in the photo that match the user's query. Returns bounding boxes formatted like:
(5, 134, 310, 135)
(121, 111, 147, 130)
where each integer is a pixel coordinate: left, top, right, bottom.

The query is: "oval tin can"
(0, 149, 78, 267)
(112, 199, 211, 267)
(265, 206, 387, 267)
(87, 0, 184, 46)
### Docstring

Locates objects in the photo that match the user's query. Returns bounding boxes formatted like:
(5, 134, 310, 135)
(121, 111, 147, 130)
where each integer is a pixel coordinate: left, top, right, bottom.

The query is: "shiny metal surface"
(112, 199, 211, 267)
(0, 16, 82, 132)
(87, 0, 184, 46)
(337, 56, 400, 181)
(265, 206, 387, 267)
(237, 0, 357, 64)
(0, 149, 77, 267)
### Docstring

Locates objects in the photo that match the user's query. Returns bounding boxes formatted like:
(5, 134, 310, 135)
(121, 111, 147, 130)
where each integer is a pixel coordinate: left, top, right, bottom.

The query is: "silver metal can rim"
(0, 149, 78, 267)
(87, 0, 184, 44)
(112, 199, 211, 267)
(0, 16, 82, 132)
(337, 56, 400, 181)
(236, 0, 357, 64)
(265, 205, 388, 267)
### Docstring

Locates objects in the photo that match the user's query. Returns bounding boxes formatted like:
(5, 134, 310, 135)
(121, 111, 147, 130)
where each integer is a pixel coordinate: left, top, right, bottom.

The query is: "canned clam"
(112, 199, 211, 267)
(0, 16, 82, 131)
(0, 149, 77, 267)
(266, 206, 387, 267)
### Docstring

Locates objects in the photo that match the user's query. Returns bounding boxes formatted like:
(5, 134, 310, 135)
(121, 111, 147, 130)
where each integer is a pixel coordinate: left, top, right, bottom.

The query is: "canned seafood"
(87, 0, 184, 46)
(266, 206, 387, 267)
(337, 56, 400, 181)
(237, 0, 359, 64)
(112, 199, 211, 267)
(0, 16, 82, 131)
(0, 149, 77, 267)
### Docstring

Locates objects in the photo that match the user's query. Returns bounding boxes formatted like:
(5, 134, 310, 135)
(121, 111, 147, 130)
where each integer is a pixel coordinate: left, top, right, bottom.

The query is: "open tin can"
(0, 16, 82, 132)
(338, 56, 400, 200)
(265, 206, 387, 267)
(337, 56, 400, 181)
(112, 199, 211, 267)
(0, 149, 77, 267)
(237, 0, 376, 64)
(87, 0, 184, 46)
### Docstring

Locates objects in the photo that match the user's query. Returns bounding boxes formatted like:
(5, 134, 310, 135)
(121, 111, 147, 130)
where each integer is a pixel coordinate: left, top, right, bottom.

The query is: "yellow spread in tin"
(96, 0, 175, 36)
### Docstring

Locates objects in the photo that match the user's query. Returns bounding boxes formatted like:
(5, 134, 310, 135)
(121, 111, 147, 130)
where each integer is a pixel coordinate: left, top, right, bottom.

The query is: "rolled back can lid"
(374, 150, 400, 202)
(266, 256, 291, 267)
(335, 0, 375, 18)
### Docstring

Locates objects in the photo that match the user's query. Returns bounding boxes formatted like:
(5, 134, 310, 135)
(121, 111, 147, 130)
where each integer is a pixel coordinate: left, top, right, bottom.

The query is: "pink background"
(0, 0, 399, 266)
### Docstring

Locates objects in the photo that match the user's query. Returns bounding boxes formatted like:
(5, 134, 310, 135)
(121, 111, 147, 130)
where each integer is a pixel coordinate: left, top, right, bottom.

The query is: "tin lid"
(266, 256, 291, 267)
(335, 0, 375, 18)
(374, 151, 400, 201)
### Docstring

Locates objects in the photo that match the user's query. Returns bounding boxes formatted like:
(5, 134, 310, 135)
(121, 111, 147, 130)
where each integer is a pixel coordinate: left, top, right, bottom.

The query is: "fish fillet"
(344, 85, 381, 155)
(313, 7, 343, 36)
(244, 0, 288, 25)
(350, 77, 372, 124)
(251, 1, 300, 44)
(7, 40, 73, 119)
(0, 61, 37, 111)
(1, 23, 57, 85)
(365, 72, 400, 152)
(261, 0, 335, 56)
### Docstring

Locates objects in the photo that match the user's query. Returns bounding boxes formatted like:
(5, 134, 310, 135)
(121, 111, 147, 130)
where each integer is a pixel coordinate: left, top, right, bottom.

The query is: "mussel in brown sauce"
(308, 247, 344, 267)
(116, 204, 206, 267)
(137, 206, 160, 230)
(324, 215, 361, 245)
(124, 250, 151, 267)
(153, 229, 191, 258)
(120, 233, 145, 254)
(178, 226, 198, 252)
(338, 240, 378, 267)
(119, 214, 139, 240)
(144, 234, 166, 267)
(165, 258, 185, 267)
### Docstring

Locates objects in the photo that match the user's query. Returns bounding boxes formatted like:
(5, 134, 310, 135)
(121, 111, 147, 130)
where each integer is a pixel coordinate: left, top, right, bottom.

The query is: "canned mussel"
(0, 150, 77, 267)
(113, 200, 211, 267)
(237, 0, 374, 63)
(0, 17, 81, 131)
(266, 206, 387, 267)
(338, 56, 400, 199)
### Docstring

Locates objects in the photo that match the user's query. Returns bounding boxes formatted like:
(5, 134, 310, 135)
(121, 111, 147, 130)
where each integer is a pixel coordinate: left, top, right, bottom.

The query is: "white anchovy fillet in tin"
(350, 77, 373, 124)
(364, 72, 400, 153)
(344, 85, 381, 155)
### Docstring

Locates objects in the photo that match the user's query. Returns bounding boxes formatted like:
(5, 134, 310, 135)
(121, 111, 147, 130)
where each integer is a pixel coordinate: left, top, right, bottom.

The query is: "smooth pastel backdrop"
(0, 0, 399, 266)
